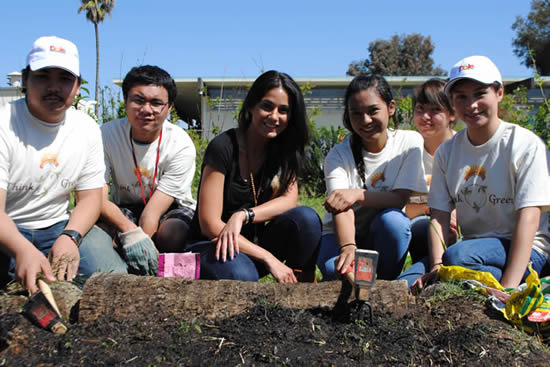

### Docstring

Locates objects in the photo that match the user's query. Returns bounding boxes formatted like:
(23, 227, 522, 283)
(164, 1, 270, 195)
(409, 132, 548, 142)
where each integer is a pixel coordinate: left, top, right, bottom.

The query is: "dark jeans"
(408, 215, 430, 263)
(184, 206, 322, 281)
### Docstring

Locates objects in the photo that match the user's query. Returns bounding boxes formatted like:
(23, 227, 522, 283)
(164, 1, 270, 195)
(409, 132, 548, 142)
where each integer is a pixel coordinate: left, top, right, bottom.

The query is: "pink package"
(158, 253, 200, 279)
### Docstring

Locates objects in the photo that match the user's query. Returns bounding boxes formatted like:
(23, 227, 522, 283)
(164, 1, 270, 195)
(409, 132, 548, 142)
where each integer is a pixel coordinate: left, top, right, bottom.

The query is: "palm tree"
(78, 0, 115, 113)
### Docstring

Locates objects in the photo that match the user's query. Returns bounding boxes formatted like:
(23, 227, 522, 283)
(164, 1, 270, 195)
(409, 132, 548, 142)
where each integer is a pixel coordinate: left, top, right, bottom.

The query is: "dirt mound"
(1, 282, 550, 366)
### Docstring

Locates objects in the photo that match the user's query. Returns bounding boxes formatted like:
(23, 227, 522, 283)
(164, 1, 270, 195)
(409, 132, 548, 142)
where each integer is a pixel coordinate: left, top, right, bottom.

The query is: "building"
(116, 75, 550, 140)
(0, 72, 23, 109)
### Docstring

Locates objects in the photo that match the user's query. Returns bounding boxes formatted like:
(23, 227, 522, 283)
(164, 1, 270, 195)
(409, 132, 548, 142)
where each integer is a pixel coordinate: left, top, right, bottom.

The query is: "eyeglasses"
(127, 95, 169, 113)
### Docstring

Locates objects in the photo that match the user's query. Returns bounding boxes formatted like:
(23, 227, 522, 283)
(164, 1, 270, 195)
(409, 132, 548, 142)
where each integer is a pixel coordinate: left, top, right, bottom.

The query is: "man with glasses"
(79, 65, 196, 276)
(0, 36, 104, 292)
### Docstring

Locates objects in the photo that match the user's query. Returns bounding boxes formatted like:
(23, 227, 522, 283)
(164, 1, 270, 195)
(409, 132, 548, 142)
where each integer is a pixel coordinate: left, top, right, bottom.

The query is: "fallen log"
(79, 273, 413, 324)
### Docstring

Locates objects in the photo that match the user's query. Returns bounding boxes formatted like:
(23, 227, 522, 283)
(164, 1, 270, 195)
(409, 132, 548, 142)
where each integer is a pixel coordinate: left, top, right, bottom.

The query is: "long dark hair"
(342, 74, 394, 185)
(238, 70, 309, 196)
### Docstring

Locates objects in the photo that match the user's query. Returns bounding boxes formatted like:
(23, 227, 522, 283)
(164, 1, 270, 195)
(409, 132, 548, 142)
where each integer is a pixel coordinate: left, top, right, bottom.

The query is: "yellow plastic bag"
(438, 265, 503, 291)
(503, 266, 543, 323)
(438, 264, 550, 334)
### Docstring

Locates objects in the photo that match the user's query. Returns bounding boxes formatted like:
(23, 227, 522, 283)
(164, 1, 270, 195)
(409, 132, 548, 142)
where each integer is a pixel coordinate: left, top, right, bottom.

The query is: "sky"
(0, 1, 535, 94)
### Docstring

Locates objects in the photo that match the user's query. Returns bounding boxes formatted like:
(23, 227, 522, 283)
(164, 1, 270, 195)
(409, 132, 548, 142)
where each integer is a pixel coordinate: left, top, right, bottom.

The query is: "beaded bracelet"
(339, 243, 357, 252)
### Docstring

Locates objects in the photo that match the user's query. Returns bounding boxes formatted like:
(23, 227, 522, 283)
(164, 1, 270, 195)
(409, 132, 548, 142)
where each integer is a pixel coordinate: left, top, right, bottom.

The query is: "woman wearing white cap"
(409, 55, 550, 291)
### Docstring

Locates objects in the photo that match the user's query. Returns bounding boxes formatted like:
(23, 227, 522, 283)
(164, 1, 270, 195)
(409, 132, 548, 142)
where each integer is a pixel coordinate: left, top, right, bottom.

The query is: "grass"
(425, 280, 486, 305)
(298, 194, 325, 219)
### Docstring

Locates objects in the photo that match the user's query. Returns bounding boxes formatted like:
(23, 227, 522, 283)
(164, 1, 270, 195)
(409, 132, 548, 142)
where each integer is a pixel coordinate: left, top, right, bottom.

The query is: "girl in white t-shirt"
(405, 79, 458, 263)
(408, 55, 550, 292)
(317, 74, 427, 280)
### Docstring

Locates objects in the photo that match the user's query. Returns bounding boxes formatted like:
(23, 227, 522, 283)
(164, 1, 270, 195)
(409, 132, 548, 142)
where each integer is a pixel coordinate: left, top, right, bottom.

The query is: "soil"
(1, 283, 550, 366)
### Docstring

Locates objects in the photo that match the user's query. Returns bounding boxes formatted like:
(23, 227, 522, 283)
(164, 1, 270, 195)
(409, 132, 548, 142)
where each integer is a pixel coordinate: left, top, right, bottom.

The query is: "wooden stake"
(37, 279, 62, 317)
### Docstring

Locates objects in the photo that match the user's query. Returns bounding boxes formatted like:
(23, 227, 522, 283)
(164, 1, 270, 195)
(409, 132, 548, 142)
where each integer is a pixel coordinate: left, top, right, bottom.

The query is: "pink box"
(158, 253, 200, 279)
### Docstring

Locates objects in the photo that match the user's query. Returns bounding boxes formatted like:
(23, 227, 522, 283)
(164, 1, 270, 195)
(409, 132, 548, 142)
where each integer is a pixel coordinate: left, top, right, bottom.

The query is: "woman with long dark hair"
(185, 70, 321, 282)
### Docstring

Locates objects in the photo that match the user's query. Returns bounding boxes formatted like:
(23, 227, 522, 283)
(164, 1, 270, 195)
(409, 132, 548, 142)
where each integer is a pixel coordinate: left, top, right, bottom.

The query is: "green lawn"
(298, 194, 325, 219)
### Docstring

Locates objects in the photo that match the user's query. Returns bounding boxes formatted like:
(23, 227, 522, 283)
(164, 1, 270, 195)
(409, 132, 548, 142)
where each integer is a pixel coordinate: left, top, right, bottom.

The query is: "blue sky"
(1, 1, 534, 93)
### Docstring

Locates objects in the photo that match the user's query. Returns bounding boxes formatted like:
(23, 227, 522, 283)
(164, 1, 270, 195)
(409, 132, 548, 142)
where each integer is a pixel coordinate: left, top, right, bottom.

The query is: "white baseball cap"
(26, 36, 79, 77)
(444, 55, 502, 95)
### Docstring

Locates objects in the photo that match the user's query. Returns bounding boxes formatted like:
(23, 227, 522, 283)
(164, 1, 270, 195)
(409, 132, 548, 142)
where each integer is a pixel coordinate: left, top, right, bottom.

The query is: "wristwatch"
(61, 229, 82, 247)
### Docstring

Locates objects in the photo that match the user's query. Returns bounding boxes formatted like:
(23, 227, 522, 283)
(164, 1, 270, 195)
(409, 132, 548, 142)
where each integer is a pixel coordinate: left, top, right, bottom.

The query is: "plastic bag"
(438, 264, 550, 334)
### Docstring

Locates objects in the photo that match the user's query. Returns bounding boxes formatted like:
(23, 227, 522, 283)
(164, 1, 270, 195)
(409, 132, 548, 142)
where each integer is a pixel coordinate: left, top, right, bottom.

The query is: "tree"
(512, 0, 550, 75)
(347, 33, 446, 76)
(78, 0, 115, 110)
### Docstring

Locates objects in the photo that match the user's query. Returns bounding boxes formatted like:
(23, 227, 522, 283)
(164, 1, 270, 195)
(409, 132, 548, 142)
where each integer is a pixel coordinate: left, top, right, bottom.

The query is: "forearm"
(236, 234, 277, 264)
(139, 216, 160, 237)
(0, 212, 36, 258)
(428, 209, 450, 269)
(360, 189, 410, 209)
(101, 200, 137, 233)
(139, 190, 175, 237)
(249, 189, 297, 223)
(69, 188, 103, 234)
(500, 207, 541, 288)
(333, 210, 356, 247)
(405, 203, 427, 219)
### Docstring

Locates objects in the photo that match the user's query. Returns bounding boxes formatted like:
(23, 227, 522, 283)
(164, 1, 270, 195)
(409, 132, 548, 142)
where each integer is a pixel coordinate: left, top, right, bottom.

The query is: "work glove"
(119, 227, 159, 276)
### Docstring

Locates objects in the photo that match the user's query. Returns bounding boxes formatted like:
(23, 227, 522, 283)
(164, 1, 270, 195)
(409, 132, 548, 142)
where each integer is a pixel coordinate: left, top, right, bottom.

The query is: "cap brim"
(444, 77, 500, 96)
(29, 59, 79, 77)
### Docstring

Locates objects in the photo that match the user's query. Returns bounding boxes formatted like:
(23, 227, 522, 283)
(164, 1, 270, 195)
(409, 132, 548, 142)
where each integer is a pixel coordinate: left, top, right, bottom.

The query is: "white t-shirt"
(408, 147, 434, 205)
(0, 98, 105, 229)
(102, 118, 196, 209)
(323, 129, 428, 235)
(423, 147, 434, 179)
(429, 121, 550, 258)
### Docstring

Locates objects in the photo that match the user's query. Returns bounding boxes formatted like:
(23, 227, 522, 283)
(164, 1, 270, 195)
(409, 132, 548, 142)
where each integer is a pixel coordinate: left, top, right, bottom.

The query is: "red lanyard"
(129, 128, 162, 206)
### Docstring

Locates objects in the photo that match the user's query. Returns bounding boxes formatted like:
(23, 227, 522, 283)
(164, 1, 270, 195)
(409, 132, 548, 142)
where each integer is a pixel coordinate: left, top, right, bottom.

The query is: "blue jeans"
(184, 206, 322, 281)
(317, 208, 411, 281)
(3, 221, 128, 280)
(397, 237, 550, 288)
(79, 225, 128, 276)
(6, 220, 69, 278)
(408, 215, 430, 263)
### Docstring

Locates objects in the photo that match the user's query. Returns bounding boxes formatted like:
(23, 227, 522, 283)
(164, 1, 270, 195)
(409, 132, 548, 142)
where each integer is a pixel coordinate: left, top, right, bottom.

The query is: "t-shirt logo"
(36, 153, 62, 196)
(40, 153, 59, 168)
(134, 166, 151, 179)
(460, 165, 487, 212)
(370, 170, 386, 187)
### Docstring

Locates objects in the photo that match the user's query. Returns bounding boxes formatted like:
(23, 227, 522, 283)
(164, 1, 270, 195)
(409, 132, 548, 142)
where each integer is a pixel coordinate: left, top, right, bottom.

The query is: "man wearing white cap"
(405, 55, 550, 291)
(0, 36, 104, 293)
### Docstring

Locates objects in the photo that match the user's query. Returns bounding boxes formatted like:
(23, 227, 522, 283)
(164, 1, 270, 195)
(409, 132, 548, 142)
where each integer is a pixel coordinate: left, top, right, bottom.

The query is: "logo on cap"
(49, 45, 66, 53)
(459, 64, 474, 72)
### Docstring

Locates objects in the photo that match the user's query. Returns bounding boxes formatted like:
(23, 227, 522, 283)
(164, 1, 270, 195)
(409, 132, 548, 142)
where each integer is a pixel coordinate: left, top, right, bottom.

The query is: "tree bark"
(78, 273, 413, 324)
(94, 22, 99, 116)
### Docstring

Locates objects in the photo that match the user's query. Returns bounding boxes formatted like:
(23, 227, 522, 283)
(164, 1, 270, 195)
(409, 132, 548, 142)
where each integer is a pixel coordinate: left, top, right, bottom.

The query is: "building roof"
(112, 76, 550, 124)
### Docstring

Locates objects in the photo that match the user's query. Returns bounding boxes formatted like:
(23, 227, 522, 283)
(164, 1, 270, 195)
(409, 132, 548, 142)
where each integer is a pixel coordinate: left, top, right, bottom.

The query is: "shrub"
(499, 84, 550, 150)
(187, 129, 208, 197)
(300, 121, 347, 197)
